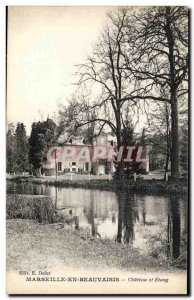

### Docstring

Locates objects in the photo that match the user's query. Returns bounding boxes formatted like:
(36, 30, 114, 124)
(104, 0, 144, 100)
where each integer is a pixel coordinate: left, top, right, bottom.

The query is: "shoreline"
(7, 176, 188, 195)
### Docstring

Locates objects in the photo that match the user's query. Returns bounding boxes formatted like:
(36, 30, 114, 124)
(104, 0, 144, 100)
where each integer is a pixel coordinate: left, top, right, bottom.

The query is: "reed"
(6, 194, 56, 223)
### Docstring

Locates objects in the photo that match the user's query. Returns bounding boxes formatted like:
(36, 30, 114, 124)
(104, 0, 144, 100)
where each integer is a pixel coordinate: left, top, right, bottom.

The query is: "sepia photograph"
(6, 5, 189, 295)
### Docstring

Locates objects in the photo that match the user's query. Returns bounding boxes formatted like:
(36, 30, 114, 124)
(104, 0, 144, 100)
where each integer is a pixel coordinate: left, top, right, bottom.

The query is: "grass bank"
(7, 176, 188, 195)
(6, 219, 184, 273)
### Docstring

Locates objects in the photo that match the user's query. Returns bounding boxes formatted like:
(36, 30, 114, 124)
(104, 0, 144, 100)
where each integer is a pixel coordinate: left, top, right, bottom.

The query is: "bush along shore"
(6, 194, 58, 223)
(7, 175, 188, 195)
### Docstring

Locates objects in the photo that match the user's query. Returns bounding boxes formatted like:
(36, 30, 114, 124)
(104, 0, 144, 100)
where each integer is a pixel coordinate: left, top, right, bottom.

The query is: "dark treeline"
(6, 118, 56, 176)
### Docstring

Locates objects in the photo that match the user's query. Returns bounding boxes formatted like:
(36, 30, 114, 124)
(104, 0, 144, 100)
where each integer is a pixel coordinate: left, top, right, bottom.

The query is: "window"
(58, 162, 62, 171)
(85, 162, 89, 172)
(72, 162, 76, 166)
(72, 168, 76, 172)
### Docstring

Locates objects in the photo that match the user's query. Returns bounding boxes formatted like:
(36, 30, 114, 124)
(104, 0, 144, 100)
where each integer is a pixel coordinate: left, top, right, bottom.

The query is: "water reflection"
(7, 181, 187, 259)
(167, 193, 187, 260)
(116, 190, 139, 244)
(84, 191, 96, 236)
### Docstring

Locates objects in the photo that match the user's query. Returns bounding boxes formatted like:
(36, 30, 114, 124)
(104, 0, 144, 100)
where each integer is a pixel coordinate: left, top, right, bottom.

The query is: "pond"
(7, 181, 188, 260)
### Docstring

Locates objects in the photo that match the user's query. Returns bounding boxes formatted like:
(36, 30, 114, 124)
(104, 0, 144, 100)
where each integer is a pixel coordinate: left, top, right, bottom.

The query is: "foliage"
(148, 134, 167, 171)
(6, 123, 29, 173)
(15, 123, 29, 172)
(121, 119, 134, 145)
(29, 118, 56, 175)
(6, 123, 16, 173)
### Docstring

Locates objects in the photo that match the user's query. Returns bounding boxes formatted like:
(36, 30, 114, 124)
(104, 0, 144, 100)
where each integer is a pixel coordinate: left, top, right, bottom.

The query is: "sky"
(7, 6, 113, 135)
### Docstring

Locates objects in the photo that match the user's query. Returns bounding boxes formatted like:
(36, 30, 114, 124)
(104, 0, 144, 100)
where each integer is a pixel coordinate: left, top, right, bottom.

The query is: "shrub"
(6, 194, 57, 224)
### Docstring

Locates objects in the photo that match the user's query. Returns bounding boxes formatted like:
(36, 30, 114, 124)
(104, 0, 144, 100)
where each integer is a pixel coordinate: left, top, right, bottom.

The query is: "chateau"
(43, 132, 149, 176)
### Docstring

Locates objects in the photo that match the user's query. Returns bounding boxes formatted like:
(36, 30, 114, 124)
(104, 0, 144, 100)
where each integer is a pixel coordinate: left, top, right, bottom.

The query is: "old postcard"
(6, 6, 189, 295)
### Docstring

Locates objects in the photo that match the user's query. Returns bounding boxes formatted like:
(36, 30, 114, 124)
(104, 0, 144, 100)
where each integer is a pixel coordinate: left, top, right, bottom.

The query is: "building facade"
(43, 132, 149, 176)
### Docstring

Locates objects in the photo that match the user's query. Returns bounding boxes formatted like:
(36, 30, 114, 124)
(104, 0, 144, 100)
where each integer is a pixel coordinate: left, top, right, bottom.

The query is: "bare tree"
(123, 6, 188, 179)
(57, 91, 115, 143)
(59, 7, 188, 180)
(76, 8, 139, 149)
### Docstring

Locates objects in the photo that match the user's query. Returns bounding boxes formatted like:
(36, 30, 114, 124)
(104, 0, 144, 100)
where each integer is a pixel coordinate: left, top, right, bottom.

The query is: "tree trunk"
(115, 110, 124, 180)
(164, 132, 170, 180)
(164, 101, 171, 180)
(116, 193, 123, 243)
(164, 152, 170, 180)
(170, 93, 180, 180)
(165, 7, 180, 180)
